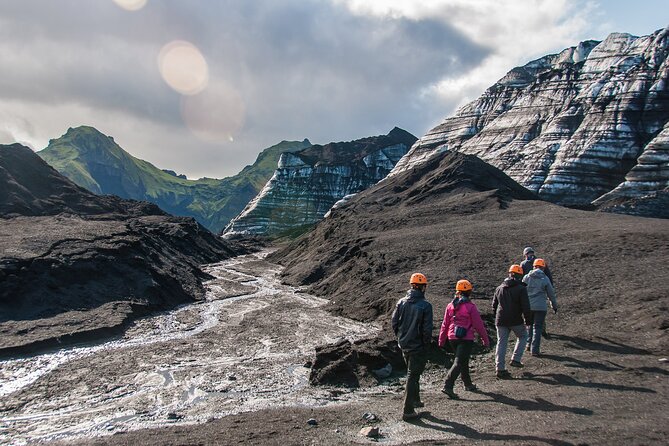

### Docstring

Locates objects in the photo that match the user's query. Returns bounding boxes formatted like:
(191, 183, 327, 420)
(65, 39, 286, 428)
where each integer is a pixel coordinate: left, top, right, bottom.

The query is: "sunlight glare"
(158, 41, 209, 95)
(181, 81, 246, 144)
(112, 0, 147, 11)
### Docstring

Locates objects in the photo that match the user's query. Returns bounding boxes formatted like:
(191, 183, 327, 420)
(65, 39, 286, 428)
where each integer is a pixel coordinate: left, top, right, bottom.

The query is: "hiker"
(521, 247, 554, 339)
(523, 259, 557, 356)
(521, 247, 553, 281)
(492, 265, 531, 379)
(438, 279, 490, 399)
(391, 273, 434, 421)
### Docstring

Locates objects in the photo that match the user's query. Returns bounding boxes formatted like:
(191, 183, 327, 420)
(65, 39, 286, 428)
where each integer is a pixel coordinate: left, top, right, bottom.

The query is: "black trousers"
(444, 340, 474, 389)
(402, 348, 427, 413)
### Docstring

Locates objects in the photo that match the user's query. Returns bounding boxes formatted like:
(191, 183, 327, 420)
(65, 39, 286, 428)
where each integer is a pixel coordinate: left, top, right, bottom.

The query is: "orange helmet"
(509, 264, 523, 275)
(410, 273, 428, 285)
(533, 258, 546, 268)
(455, 279, 473, 292)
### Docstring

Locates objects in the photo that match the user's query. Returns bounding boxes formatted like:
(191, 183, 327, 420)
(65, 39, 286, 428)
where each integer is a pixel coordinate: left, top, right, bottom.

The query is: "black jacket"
(391, 288, 434, 353)
(492, 277, 531, 327)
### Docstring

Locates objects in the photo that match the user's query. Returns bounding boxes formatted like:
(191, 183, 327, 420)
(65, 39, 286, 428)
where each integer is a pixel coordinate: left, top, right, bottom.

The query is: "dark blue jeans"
(527, 310, 547, 354)
(444, 340, 474, 389)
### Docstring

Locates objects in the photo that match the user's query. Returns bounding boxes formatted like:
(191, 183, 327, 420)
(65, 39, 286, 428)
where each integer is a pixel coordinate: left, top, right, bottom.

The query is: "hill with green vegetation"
(38, 126, 311, 232)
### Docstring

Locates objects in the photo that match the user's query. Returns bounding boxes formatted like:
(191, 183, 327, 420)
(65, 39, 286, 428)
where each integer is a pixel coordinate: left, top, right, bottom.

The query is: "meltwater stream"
(0, 252, 381, 445)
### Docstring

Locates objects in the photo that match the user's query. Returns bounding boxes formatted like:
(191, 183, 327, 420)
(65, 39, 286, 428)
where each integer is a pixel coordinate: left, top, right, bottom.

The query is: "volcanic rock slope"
(224, 127, 416, 237)
(274, 150, 669, 354)
(393, 27, 669, 217)
(0, 143, 240, 355)
(38, 126, 312, 232)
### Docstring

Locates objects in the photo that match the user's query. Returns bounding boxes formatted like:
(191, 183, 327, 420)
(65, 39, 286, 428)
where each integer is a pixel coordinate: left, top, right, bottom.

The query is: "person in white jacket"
(522, 258, 557, 356)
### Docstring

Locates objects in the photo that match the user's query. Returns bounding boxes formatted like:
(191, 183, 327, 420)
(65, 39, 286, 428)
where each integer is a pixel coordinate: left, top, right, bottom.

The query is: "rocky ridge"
(392, 27, 669, 217)
(224, 127, 416, 237)
(38, 126, 312, 232)
(0, 143, 241, 356)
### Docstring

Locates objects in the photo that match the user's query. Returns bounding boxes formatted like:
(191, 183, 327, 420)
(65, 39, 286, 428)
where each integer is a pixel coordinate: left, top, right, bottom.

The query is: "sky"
(0, 0, 667, 179)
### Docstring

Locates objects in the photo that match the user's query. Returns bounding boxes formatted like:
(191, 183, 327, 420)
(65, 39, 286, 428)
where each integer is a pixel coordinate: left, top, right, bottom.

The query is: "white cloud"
(335, 0, 598, 117)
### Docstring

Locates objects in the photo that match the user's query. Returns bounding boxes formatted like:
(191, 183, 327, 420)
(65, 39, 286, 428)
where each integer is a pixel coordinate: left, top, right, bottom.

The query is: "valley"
(3, 251, 666, 446)
(0, 252, 380, 444)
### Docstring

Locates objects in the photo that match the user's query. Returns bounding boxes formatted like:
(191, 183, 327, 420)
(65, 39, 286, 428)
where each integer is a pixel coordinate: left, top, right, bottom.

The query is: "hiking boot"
(402, 411, 421, 421)
(464, 384, 478, 392)
(414, 400, 425, 408)
(526, 345, 531, 351)
(530, 352, 542, 357)
(496, 370, 512, 379)
(509, 360, 524, 368)
(441, 387, 459, 399)
(542, 331, 551, 340)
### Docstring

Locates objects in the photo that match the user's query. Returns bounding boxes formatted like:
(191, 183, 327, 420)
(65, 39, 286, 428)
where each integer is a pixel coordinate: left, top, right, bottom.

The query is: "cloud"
(335, 0, 601, 118)
(0, 0, 654, 178)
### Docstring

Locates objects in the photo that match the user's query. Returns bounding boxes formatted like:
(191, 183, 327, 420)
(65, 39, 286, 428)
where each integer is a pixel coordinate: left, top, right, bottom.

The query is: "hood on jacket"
(406, 288, 425, 301)
(503, 277, 525, 288)
(528, 268, 547, 279)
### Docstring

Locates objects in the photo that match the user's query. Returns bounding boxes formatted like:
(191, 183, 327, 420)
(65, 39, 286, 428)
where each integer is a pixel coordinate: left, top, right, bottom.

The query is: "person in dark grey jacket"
(521, 247, 553, 282)
(523, 258, 557, 356)
(492, 265, 531, 378)
(391, 272, 433, 421)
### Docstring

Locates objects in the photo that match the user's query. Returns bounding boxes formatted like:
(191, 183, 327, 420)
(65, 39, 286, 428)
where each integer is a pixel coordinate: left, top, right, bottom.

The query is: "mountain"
(38, 126, 312, 232)
(392, 27, 669, 218)
(271, 150, 669, 384)
(224, 127, 417, 237)
(1, 142, 157, 217)
(0, 143, 242, 356)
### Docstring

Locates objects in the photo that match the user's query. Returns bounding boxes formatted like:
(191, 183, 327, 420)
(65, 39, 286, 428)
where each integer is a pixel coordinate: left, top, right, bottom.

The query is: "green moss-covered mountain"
(38, 126, 311, 232)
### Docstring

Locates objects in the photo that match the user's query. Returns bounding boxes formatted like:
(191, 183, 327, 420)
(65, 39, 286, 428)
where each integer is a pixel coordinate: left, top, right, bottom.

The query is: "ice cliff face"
(224, 128, 416, 236)
(392, 27, 669, 217)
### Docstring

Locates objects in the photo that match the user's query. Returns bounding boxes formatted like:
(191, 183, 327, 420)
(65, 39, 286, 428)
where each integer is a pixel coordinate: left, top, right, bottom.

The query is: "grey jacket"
(522, 268, 557, 312)
(391, 288, 434, 353)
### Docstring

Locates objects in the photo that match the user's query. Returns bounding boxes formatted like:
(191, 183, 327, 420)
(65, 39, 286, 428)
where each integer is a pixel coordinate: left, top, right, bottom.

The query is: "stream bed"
(0, 252, 381, 444)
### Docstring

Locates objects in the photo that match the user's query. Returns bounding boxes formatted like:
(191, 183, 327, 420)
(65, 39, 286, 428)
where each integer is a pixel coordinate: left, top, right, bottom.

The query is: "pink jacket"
(438, 299, 490, 348)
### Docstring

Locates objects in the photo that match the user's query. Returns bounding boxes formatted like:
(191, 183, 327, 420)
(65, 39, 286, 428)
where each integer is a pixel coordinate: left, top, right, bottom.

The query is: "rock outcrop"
(224, 127, 416, 237)
(0, 143, 242, 356)
(38, 126, 312, 232)
(392, 27, 669, 217)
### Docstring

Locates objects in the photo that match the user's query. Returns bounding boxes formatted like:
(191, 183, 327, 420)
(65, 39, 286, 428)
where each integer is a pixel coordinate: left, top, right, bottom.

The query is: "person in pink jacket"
(438, 279, 490, 399)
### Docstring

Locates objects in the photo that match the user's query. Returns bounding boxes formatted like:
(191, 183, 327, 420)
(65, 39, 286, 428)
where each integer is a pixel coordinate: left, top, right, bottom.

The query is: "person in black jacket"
(391, 272, 433, 421)
(492, 264, 531, 379)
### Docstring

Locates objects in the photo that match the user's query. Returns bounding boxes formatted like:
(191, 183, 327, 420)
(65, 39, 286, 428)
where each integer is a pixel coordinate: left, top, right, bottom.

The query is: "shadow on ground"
(523, 372, 656, 393)
(554, 334, 651, 355)
(475, 391, 593, 415)
(409, 414, 576, 446)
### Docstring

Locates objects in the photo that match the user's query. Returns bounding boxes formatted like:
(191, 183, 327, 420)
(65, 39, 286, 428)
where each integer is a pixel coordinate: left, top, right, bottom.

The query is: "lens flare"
(181, 81, 246, 144)
(158, 41, 209, 95)
(112, 0, 147, 11)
